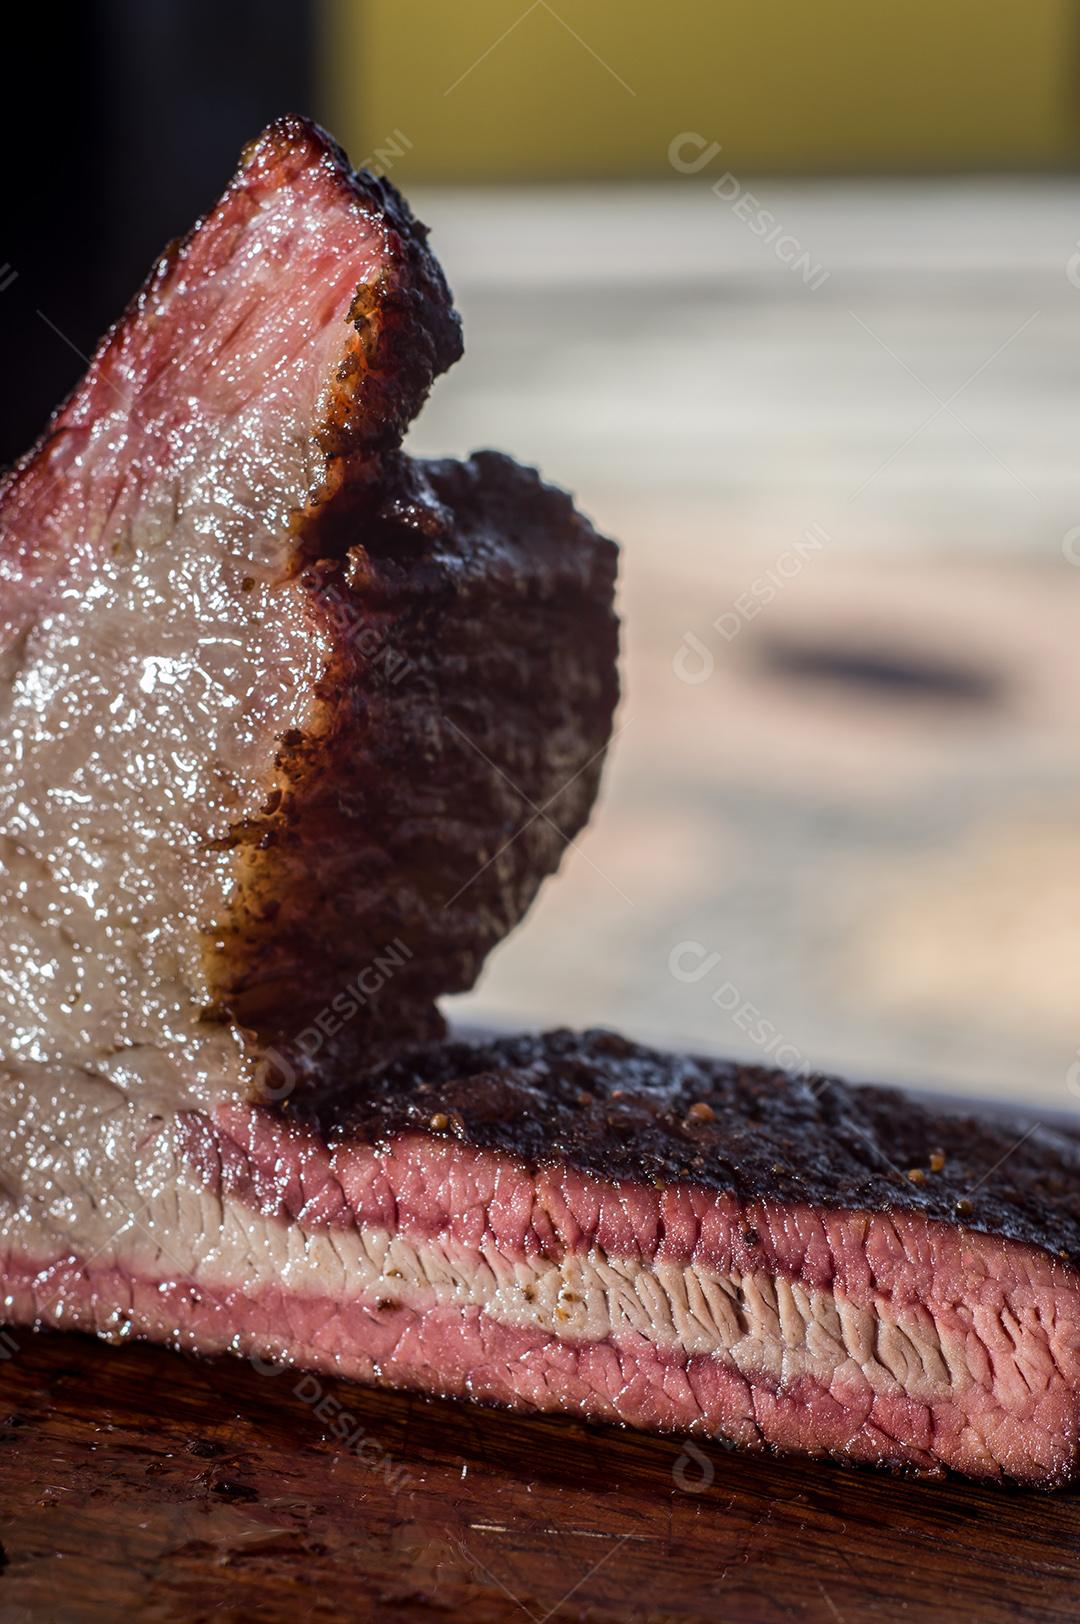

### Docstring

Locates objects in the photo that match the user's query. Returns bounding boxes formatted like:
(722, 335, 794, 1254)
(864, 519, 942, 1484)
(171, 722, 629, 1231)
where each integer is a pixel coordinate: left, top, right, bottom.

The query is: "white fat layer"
(0, 1074, 1068, 1412)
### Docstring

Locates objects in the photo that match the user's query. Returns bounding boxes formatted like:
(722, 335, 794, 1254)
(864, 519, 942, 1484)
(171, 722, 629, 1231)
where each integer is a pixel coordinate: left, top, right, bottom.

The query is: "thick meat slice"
(225, 450, 618, 1080)
(3, 1031, 1079, 1487)
(0, 118, 618, 1102)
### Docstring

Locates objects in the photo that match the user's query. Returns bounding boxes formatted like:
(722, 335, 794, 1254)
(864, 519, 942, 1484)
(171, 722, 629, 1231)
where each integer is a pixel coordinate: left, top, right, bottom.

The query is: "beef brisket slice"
(226, 450, 618, 1068)
(0, 117, 618, 1100)
(4, 1030, 1078, 1486)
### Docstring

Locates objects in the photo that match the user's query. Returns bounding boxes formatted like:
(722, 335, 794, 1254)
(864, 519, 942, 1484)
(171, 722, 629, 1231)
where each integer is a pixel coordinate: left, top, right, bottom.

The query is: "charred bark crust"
(298, 1026, 1080, 1268)
(215, 454, 620, 1075)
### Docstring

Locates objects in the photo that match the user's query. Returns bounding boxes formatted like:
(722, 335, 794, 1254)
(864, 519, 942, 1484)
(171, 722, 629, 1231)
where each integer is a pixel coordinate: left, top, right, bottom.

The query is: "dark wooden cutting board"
(0, 1329, 1077, 1622)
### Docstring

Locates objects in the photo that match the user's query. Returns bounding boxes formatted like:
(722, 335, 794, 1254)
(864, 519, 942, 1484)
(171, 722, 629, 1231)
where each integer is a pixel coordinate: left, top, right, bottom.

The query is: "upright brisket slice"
(222, 447, 618, 1080)
(4, 1031, 1078, 1486)
(0, 117, 618, 1100)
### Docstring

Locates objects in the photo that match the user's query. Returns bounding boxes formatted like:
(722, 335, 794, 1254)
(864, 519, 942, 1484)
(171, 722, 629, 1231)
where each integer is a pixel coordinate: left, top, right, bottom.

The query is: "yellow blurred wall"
(321, 0, 1079, 182)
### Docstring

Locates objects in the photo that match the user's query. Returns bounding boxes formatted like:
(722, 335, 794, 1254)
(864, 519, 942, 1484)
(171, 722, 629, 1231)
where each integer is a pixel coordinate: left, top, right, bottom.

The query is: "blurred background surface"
(5, 1, 1080, 1108)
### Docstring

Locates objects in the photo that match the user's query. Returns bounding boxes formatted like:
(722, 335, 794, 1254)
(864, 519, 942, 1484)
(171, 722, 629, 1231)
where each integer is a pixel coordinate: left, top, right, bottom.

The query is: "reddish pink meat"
(6, 1031, 1080, 1488)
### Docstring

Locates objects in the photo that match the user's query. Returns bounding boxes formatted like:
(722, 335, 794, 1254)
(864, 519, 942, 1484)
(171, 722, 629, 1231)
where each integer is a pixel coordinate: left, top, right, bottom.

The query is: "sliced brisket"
(3, 1031, 1078, 1487)
(2, 115, 1074, 1492)
(0, 117, 618, 1099)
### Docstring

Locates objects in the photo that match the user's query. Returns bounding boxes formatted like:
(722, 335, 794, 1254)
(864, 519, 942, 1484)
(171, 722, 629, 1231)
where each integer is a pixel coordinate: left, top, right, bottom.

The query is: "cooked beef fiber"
(0, 116, 618, 1100)
(3, 1029, 1079, 1486)
(3, 117, 1076, 1491)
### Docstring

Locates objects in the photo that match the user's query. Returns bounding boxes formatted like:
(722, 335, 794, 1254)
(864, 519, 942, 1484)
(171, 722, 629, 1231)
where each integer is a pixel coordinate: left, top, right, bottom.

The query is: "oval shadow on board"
(756, 634, 1006, 709)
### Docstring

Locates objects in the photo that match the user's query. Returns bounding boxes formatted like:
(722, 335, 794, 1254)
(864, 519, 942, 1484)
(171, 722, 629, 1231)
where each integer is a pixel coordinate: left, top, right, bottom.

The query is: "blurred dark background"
(1, 2, 313, 464)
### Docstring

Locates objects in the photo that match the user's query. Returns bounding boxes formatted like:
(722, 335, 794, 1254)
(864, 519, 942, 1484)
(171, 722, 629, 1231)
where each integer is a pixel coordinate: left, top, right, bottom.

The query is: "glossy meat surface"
(0, 118, 617, 1104)
(306, 1028, 1080, 1270)
(2, 1034, 1078, 1485)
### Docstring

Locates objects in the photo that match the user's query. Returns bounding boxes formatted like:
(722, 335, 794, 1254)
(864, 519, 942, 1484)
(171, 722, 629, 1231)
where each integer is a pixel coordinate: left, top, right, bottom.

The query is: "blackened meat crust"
(299, 1027, 1080, 1268)
(298, 126, 464, 460)
(221, 457, 620, 1063)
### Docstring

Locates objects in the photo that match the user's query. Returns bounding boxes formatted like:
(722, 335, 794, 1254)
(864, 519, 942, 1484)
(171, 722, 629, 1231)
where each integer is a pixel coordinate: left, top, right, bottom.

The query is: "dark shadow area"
(758, 634, 1005, 707)
(0, 0, 314, 467)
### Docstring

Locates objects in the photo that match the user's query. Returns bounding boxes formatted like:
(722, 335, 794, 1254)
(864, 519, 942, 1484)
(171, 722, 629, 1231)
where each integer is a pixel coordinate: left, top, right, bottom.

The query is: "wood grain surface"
(1, 1329, 1077, 1622)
